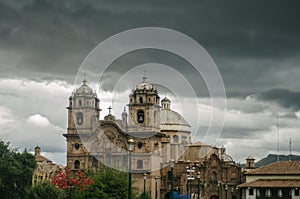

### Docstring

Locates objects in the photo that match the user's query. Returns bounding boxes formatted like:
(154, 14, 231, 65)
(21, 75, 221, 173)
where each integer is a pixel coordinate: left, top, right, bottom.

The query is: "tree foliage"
(0, 140, 36, 199)
(25, 181, 65, 199)
(79, 167, 135, 199)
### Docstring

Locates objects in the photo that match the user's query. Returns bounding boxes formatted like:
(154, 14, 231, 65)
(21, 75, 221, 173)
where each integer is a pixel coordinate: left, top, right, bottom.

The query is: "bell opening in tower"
(137, 110, 144, 123)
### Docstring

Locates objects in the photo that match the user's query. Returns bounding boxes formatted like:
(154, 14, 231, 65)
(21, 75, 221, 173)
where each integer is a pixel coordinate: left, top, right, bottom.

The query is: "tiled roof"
(247, 161, 300, 175)
(238, 179, 300, 188)
(35, 154, 52, 163)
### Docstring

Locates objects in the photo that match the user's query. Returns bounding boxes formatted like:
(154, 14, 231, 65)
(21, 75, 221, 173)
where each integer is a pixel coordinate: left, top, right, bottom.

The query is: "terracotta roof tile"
(247, 161, 300, 175)
(35, 154, 52, 163)
(238, 179, 300, 188)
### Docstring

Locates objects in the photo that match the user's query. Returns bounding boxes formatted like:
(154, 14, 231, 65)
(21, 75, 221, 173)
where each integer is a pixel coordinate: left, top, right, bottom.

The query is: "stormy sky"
(1, 0, 300, 165)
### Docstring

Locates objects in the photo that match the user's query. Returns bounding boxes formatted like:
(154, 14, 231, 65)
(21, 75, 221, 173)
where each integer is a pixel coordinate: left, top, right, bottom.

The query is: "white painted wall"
(246, 188, 256, 199)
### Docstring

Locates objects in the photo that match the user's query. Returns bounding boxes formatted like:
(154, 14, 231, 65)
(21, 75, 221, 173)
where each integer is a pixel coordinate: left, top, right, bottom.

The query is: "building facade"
(63, 76, 242, 198)
(238, 161, 300, 199)
(160, 144, 242, 199)
(32, 146, 63, 186)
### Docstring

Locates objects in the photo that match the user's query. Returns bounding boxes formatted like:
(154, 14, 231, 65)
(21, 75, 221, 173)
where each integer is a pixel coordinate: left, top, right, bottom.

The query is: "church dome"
(75, 79, 94, 96)
(160, 109, 191, 132)
(160, 96, 190, 132)
(222, 154, 234, 162)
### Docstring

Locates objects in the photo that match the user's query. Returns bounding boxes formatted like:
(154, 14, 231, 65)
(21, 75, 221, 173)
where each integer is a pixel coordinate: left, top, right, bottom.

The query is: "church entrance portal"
(210, 195, 219, 199)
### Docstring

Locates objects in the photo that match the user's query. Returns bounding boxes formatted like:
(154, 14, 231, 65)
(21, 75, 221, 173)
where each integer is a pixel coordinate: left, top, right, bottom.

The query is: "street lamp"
(218, 182, 220, 199)
(225, 184, 228, 199)
(186, 165, 195, 199)
(197, 172, 200, 199)
(144, 173, 147, 199)
(169, 159, 175, 199)
(128, 138, 134, 199)
(155, 176, 159, 199)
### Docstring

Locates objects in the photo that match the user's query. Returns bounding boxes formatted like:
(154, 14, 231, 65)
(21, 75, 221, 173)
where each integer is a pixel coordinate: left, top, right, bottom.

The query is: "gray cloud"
(0, 0, 299, 96)
(253, 88, 300, 111)
(1, 0, 300, 163)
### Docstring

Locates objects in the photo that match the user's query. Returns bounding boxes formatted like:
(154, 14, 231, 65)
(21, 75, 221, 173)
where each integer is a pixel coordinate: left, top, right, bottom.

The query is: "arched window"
(137, 142, 143, 149)
(76, 112, 83, 125)
(173, 135, 178, 142)
(137, 159, 143, 169)
(78, 100, 82, 106)
(137, 110, 144, 123)
(106, 153, 111, 165)
(74, 143, 80, 150)
(74, 160, 80, 169)
(139, 97, 143, 103)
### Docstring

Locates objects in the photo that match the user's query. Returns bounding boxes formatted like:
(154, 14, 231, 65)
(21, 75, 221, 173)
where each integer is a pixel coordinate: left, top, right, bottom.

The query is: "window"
(182, 136, 187, 144)
(137, 142, 143, 149)
(122, 155, 128, 167)
(265, 189, 271, 197)
(74, 143, 80, 150)
(257, 189, 261, 197)
(137, 110, 144, 123)
(173, 135, 178, 142)
(76, 112, 83, 125)
(106, 153, 111, 165)
(137, 159, 143, 169)
(295, 189, 299, 196)
(249, 188, 254, 196)
(139, 97, 143, 103)
(78, 100, 82, 106)
(74, 160, 80, 169)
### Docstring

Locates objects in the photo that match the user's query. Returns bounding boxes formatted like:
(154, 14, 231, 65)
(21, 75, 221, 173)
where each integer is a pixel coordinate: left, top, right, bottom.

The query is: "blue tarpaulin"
(172, 191, 191, 199)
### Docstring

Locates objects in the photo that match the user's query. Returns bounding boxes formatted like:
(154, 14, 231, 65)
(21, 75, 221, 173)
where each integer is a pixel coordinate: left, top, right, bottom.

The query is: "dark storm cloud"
(220, 127, 265, 139)
(1, 0, 300, 98)
(98, 49, 209, 97)
(254, 88, 300, 111)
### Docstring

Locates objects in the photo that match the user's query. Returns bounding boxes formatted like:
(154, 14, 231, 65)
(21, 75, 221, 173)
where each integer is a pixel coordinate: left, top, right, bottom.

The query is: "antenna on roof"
(289, 137, 292, 161)
(277, 115, 280, 162)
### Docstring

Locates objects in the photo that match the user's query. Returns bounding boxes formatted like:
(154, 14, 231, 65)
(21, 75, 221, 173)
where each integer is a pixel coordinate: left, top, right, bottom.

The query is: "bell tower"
(127, 75, 160, 133)
(64, 78, 101, 170)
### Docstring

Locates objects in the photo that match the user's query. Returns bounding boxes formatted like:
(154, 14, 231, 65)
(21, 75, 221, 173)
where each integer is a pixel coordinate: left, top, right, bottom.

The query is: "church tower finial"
(83, 72, 87, 85)
(142, 69, 148, 83)
(34, 145, 41, 156)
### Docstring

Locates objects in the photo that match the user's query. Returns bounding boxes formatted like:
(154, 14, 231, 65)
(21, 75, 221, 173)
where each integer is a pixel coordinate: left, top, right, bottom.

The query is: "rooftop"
(246, 161, 300, 175)
(238, 179, 300, 188)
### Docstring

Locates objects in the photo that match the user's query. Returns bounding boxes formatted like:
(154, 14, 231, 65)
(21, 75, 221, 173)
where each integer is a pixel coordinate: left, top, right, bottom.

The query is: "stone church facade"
(63, 76, 242, 199)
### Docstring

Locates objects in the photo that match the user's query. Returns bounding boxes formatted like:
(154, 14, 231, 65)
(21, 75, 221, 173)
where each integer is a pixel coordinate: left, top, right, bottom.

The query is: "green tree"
(25, 181, 65, 199)
(0, 141, 36, 198)
(79, 167, 138, 199)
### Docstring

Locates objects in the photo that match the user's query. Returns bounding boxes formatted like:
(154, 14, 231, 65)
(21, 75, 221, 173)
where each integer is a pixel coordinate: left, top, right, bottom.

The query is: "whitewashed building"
(238, 161, 300, 199)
